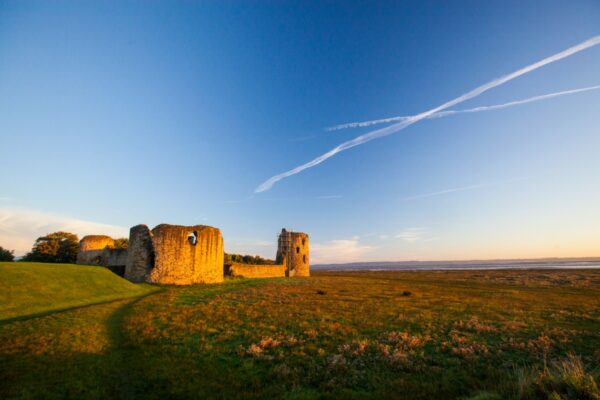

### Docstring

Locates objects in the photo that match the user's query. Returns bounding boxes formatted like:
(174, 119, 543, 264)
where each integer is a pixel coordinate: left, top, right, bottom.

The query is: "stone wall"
(225, 263, 286, 278)
(101, 247, 128, 276)
(276, 229, 310, 277)
(124, 225, 154, 282)
(76, 235, 115, 265)
(149, 224, 224, 285)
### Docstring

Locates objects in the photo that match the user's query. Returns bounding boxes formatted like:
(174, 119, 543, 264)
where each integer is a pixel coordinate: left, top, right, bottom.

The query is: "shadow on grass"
(0, 289, 160, 326)
(0, 279, 289, 399)
(0, 290, 163, 400)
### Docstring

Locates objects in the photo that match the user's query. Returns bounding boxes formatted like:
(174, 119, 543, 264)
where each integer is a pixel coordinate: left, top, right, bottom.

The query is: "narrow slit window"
(296, 246, 300, 254)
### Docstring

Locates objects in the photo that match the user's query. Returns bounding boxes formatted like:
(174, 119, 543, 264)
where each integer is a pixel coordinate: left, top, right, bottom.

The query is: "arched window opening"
(302, 238, 306, 246)
(303, 255, 306, 264)
(188, 231, 198, 245)
(296, 246, 300, 254)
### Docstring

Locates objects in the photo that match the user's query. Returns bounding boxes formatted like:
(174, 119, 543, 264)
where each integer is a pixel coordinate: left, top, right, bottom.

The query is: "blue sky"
(1, 1, 599, 262)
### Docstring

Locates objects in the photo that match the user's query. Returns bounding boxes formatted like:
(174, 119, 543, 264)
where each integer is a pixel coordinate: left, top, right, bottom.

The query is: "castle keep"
(76, 224, 309, 284)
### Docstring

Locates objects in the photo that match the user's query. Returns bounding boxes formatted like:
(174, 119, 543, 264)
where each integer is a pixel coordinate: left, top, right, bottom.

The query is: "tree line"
(224, 253, 275, 265)
(0, 231, 128, 263)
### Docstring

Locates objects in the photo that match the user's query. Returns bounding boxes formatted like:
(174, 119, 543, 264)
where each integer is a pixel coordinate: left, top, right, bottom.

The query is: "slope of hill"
(0, 262, 157, 321)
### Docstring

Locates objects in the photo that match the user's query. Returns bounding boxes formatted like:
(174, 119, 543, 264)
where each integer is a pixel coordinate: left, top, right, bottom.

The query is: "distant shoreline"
(312, 257, 600, 271)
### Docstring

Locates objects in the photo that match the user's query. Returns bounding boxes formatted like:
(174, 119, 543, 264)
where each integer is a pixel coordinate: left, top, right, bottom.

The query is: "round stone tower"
(76, 235, 115, 265)
(276, 228, 309, 277)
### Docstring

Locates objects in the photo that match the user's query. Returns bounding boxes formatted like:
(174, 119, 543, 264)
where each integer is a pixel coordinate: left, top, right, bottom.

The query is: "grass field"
(1, 263, 600, 399)
(0, 262, 158, 321)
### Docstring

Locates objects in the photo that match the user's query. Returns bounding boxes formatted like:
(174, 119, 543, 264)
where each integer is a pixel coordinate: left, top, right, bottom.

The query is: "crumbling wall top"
(79, 235, 115, 251)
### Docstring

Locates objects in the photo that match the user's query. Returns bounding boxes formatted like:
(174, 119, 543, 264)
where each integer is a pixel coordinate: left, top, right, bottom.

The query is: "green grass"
(0, 262, 157, 321)
(1, 267, 600, 399)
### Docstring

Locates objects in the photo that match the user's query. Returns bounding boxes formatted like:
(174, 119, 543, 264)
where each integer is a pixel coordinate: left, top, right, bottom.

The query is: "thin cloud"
(396, 227, 428, 243)
(326, 85, 600, 131)
(401, 183, 491, 201)
(311, 236, 375, 264)
(228, 194, 343, 203)
(255, 35, 600, 193)
(401, 176, 534, 201)
(0, 207, 128, 256)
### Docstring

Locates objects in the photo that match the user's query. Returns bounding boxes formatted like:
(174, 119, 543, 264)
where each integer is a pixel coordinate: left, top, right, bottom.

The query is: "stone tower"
(276, 228, 309, 277)
(76, 235, 115, 265)
(124, 225, 154, 282)
(124, 224, 224, 285)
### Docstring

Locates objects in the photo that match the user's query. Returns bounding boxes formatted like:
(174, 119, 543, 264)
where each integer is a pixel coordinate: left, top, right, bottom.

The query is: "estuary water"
(312, 259, 600, 271)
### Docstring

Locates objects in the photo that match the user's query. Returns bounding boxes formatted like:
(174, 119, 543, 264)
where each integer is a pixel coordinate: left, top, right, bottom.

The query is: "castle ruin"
(77, 224, 309, 284)
(125, 224, 224, 285)
(276, 228, 310, 277)
(76, 235, 128, 275)
(224, 262, 286, 278)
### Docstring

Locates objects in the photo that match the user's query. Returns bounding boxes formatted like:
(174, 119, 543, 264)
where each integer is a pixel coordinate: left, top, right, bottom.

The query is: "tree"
(113, 238, 128, 249)
(0, 246, 14, 261)
(21, 231, 79, 263)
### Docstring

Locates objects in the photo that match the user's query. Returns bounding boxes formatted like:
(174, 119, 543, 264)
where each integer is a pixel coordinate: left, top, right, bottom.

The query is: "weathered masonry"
(276, 228, 310, 277)
(78, 224, 309, 284)
(224, 228, 310, 279)
(76, 235, 128, 276)
(225, 262, 287, 278)
(125, 224, 224, 285)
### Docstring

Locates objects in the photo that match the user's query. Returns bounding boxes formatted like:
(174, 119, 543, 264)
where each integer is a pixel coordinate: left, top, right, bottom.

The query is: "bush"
(0, 246, 14, 261)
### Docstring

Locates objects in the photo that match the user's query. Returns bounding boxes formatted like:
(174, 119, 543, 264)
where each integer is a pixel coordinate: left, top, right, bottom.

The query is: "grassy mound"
(0, 262, 157, 321)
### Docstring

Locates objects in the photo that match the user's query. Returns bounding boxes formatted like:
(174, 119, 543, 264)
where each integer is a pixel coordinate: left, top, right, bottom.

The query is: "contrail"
(255, 35, 600, 193)
(399, 176, 533, 201)
(326, 85, 600, 131)
(400, 183, 491, 201)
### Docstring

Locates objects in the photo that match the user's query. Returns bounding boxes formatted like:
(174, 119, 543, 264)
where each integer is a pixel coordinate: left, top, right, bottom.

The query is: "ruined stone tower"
(276, 228, 309, 277)
(76, 235, 115, 265)
(76, 235, 128, 275)
(124, 225, 154, 283)
(125, 224, 224, 285)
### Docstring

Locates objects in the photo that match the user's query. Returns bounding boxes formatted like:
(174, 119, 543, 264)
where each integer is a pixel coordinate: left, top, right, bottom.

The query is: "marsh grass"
(1, 268, 600, 399)
(516, 353, 600, 399)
